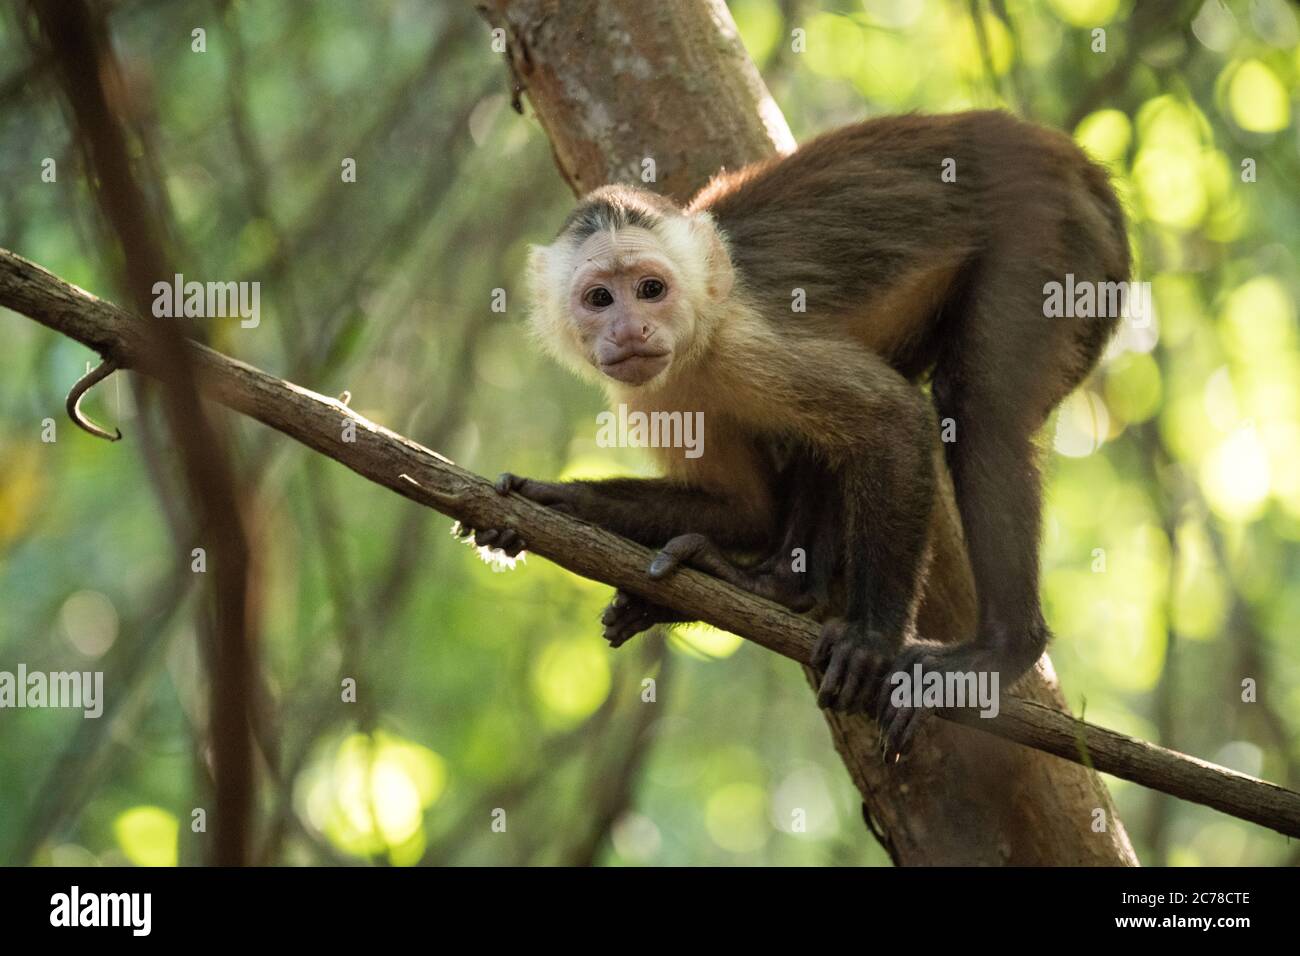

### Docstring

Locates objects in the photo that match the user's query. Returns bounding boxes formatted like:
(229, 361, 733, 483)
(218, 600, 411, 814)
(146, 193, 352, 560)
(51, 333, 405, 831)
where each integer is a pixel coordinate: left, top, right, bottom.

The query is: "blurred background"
(0, 0, 1297, 866)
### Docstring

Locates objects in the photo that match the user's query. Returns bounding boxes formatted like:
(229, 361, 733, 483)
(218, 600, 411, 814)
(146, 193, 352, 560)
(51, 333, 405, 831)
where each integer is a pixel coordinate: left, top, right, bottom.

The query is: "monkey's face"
(527, 213, 734, 389)
(562, 228, 686, 386)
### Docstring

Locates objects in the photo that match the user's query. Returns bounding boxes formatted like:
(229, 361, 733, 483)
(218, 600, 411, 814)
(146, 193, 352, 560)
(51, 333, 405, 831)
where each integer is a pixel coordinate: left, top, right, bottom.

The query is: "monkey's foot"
(874, 642, 1017, 762)
(452, 520, 528, 558)
(811, 619, 895, 713)
(647, 533, 816, 612)
(600, 589, 688, 647)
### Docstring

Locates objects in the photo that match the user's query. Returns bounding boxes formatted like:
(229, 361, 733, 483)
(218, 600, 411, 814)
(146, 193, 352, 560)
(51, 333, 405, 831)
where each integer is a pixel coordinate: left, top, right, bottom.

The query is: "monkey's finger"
(836, 648, 872, 709)
(647, 533, 714, 580)
(647, 555, 679, 579)
(873, 662, 908, 726)
(495, 530, 524, 555)
(878, 709, 904, 763)
(811, 621, 842, 671)
(892, 707, 927, 757)
(474, 529, 501, 547)
(849, 657, 888, 714)
(494, 473, 524, 495)
(878, 683, 924, 759)
(873, 649, 923, 724)
(601, 592, 646, 631)
(811, 640, 832, 672)
(601, 599, 634, 628)
(648, 547, 688, 579)
(607, 623, 646, 648)
(817, 647, 851, 709)
(600, 593, 633, 626)
(883, 707, 923, 763)
(870, 661, 894, 724)
(498, 474, 577, 510)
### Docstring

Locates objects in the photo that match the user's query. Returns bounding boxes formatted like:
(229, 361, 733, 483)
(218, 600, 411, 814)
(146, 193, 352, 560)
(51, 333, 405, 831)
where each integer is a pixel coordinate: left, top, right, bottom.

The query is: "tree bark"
(480, 0, 1138, 865)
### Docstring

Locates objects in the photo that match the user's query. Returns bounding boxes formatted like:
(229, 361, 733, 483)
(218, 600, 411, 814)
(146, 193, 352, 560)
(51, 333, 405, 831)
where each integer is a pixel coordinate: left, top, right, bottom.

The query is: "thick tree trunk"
(482, 0, 1137, 865)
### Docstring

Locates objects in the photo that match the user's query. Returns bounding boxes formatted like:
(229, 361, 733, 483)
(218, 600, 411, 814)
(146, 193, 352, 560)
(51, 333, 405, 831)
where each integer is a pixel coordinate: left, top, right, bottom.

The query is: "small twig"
(65, 357, 122, 441)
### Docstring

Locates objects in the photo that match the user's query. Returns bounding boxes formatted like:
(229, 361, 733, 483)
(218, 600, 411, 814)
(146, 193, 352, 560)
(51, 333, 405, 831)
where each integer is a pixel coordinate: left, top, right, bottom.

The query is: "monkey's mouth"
(599, 348, 670, 385)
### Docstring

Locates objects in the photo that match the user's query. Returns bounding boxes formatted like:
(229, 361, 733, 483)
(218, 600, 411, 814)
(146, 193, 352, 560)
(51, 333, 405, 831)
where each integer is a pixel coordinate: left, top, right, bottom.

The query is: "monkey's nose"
(609, 316, 654, 347)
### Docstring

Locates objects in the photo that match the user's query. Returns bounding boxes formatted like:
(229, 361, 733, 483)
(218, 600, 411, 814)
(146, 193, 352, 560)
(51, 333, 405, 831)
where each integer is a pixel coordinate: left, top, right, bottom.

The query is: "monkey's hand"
(811, 618, 896, 713)
(494, 472, 579, 515)
(600, 589, 689, 647)
(646, 533, 816, 612)
(451, 472, 576, 559)
(451, 472, 580, 557)
(452, 520, 529, 559)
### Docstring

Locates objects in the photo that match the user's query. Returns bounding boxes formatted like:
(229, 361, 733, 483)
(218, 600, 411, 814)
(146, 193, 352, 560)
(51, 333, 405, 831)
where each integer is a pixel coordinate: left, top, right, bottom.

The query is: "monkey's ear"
(690, 213, 734, 302)
(525, 243, 553, 290)
(524, 241, 595, 376)
(525, 242, 566, 314)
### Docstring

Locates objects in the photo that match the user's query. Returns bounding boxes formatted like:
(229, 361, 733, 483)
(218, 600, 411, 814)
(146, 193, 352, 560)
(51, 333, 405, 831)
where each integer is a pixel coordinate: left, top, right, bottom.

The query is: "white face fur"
(526, 214, 733, 389)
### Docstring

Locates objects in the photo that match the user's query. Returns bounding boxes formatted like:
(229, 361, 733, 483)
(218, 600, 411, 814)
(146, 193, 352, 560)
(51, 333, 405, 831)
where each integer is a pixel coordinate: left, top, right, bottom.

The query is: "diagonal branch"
(3, 244, 1299, 839)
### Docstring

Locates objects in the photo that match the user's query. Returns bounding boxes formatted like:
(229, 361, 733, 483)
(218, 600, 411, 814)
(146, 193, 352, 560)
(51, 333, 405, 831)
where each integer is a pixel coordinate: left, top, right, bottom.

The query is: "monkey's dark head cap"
(559, 184, 681, 242)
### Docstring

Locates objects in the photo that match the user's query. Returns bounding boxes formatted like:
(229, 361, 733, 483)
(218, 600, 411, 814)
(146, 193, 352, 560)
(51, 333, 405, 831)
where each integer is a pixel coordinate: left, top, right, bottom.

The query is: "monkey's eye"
(583, 286, 614, 309)
(636, 278, 666, 301)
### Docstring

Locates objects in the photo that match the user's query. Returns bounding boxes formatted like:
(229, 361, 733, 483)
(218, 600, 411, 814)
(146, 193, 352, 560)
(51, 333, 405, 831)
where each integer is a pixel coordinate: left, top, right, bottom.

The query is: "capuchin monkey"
(462, 110, 1129, 757)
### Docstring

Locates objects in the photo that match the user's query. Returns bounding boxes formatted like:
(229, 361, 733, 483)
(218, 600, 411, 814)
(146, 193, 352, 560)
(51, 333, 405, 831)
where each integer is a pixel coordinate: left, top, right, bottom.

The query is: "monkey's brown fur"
(465, 111, 1129, 756)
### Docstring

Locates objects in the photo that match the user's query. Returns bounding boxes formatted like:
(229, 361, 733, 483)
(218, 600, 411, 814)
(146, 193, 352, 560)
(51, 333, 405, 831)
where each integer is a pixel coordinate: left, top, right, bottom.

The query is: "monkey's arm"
(491, 472, 773, 550)
(742, 345, 937, 716)
(461, 474, 801, 647)
(455, 471, 773, 566)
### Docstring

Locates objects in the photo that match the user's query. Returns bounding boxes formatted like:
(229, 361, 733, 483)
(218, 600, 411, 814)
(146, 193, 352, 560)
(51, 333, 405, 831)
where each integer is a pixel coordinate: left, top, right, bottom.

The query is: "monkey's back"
(690, 111, 1127, 371)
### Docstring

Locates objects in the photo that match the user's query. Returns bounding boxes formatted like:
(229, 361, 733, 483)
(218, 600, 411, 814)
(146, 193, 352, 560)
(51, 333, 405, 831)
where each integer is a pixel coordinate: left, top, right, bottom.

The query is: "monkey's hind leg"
(876, 256, 1107, 757)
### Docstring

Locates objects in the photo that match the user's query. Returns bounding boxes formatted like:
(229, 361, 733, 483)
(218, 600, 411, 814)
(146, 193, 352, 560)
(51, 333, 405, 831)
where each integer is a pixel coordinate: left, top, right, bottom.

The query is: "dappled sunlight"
(530, 638, 612, 723)
(297, 731, 446, 865)
(1053, 390, 1111, 457)
(112, 806, 179, 868)
(1224, 59, 1290, 132)
(1202, 425, 1271, 522)
(669, 622, 745, 660)
(1075, 108, 1132, 164)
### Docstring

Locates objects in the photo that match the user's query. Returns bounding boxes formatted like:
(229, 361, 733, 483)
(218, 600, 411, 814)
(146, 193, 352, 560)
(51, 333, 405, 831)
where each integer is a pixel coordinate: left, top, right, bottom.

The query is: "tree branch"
(3, 245, 1299, 839)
